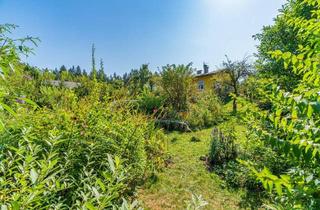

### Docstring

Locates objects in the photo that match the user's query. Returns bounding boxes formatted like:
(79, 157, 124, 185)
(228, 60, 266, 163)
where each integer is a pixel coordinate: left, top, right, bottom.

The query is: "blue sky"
(1, 0, 285, 75)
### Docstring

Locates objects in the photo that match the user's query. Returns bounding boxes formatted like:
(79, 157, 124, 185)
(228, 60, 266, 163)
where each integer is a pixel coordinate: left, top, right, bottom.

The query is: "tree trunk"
(233, 83, 238, 114)
(233, 98, 237, 114)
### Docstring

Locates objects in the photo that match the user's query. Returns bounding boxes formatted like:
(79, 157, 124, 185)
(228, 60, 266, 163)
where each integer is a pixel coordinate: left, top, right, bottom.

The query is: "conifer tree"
(90, 44, 97, 80)
(97, 58, 106, 82)
(53, 68, 60, 80)
(69, 65, 76, 76)
(75, 65, 82, 76)
(59, 65, 67, 73)
(82, 69, 88, 77)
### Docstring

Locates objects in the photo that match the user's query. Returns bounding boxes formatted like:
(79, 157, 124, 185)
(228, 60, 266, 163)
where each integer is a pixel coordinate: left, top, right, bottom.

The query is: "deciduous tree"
(160, 63, 193, 112)
(222, 56, 253, 113)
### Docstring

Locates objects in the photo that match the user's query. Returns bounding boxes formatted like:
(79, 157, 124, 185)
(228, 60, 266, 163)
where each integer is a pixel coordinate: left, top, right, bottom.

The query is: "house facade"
(193, 68, 233, 102)
(194, 71, 218, 91)
(193, 67, 228, 92)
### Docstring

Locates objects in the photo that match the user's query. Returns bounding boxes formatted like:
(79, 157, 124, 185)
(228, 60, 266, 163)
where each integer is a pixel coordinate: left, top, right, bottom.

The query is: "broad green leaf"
(107, 154, 115, 173)
(20, 98, 39, 110)
(311, 101, 320, 113)
(0, 103, 16, 116)
(292, 55, 297, 65)
(283, 52, 291, 59)
(85, 202, 96, 210)
(114, 155, 121, 167)
(292, 108, 298, 119)
(297, 53, 304, 60)
(307, 104, 313, 118)
(11, 202, 19, 210)
(30, 168, 38, 184)
(267, 180, 274, 192)
(275, 182, 283, 196)
(96, 178, 106, 192)
(276, 109, 282, 117)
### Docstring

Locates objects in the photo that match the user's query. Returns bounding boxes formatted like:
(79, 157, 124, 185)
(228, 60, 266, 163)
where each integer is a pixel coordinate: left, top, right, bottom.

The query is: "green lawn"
(137, 124, 246, 210)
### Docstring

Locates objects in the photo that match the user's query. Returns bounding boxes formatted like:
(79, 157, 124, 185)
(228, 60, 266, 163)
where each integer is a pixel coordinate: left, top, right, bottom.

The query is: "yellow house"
(193, 69, 228, 91)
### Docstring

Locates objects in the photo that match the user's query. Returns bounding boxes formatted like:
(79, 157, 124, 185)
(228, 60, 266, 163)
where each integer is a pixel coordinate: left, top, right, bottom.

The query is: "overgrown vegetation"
(0, 24, 167, 209)
(1, 0, 320, 209)
(244, 0, 320, 208)
(138, 128, 241, 209)
(209, 0, 320, 209)
(209, 127, 237, 166)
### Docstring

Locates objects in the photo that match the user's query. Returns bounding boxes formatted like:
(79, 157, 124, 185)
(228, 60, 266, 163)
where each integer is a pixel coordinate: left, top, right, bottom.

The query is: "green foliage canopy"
(246, 0, 320, 208)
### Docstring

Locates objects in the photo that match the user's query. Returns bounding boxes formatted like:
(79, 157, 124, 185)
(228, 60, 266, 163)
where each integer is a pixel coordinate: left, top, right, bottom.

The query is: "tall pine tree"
(90, 44, 97, 80)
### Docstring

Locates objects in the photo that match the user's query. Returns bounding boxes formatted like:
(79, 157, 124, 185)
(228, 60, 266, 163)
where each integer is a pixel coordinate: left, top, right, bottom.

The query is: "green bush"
(0, 81, 167, 208)
(209, 127, 237, 166)
(185, 91, 223, 130)
(137, 89, 164, 115)
(0, 129, 129, 209)
(244, 1, 320, 208)
(210, 126, 292, 208)
(0, 23, 162, 208)
(0, 67, 167, 209)
(160, 64, 194, 112)
(37, 86, 78, 109)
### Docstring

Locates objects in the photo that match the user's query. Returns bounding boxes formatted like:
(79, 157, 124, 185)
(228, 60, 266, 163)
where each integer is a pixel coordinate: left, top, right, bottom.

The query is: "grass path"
(137, 126, 244, 210)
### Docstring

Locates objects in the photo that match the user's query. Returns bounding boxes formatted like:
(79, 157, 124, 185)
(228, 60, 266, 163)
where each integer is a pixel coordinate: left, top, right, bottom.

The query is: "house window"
(198, 80, 204, 90)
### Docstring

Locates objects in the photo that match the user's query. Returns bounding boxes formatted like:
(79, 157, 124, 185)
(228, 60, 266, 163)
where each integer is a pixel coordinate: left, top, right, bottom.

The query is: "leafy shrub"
(0, 80, 167, 208)
(0, 128, 131, 209)
(214, 82, 233, 104)
(209, 127, 237, 166)
(160, 64, 194, 112)
(37, 86, 78, 109)
(0, 23, 166, 208)
(207, 129, 264, 208)
(209, 126, 292, 209)
(207, 124, 269, 209)
(0, 45, 166, 210)
(244, 0, 320, 208)
(0, 130, 68, 209)
(185, 91, 223, 130)
(137, 89, 164, 115)
(212, 161, 253, 190)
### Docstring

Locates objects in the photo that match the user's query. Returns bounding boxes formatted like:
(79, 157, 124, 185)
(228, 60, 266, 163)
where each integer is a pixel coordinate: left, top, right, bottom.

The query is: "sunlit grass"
(138, 125, 246, 209)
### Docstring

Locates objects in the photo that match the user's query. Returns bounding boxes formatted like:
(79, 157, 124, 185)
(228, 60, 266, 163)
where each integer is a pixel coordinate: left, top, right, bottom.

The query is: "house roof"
(194, 70, 224, 78)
